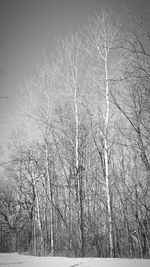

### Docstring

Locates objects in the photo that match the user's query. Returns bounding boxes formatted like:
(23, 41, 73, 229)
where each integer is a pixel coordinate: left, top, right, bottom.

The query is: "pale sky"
(0, 0, 149, 148)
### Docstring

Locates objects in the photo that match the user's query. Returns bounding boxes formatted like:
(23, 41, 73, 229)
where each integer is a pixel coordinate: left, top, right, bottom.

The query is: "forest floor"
(0, 253, 150, 267)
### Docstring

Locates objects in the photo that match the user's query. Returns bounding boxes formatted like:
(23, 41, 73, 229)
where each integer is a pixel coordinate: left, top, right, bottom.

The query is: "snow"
(0, 253, 150, 267)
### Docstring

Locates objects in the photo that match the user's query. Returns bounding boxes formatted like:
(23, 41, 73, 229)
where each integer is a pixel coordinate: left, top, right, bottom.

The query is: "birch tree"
(82, 10, 121, 257)
(52, 33, 88, 256)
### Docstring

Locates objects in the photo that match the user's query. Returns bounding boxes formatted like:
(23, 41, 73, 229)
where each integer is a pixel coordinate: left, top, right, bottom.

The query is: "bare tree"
(82, 10, 121, 257)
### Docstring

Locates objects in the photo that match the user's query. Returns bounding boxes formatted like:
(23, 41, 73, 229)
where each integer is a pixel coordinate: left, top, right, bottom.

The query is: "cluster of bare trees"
(0, 10, 150, 258)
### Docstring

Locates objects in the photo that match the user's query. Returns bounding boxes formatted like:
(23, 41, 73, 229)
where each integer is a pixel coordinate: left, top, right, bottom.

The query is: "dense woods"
(0, 9, 150, 258)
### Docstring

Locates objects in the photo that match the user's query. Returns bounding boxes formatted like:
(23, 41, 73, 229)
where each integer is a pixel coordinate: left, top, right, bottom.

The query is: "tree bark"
(45, 140, 54, 256)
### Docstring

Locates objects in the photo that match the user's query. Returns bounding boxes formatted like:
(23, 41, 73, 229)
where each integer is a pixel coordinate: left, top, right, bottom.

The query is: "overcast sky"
(0, 0, 149, 149)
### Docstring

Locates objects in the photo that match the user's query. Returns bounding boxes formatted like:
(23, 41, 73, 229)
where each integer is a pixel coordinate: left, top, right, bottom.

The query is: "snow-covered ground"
(0, 253, 150, 267)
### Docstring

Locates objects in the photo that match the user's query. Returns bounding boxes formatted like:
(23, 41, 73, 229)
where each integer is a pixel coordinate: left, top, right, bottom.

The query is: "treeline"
(0, 10, 150, 258)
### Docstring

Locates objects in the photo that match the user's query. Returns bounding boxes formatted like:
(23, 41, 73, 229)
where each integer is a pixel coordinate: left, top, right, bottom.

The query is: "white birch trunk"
(104, 48, 114, 257)
(45, 142, 54, 256)
(32, 166, 44, 255)
(74, 84, 79, 200)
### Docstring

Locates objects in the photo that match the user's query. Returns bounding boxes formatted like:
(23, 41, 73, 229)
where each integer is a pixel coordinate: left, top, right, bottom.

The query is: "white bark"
(104, 44, 114, 257)
(45, 140, 54, 256)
